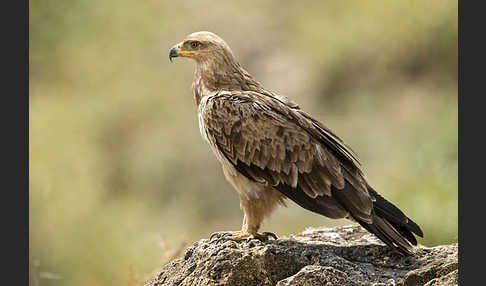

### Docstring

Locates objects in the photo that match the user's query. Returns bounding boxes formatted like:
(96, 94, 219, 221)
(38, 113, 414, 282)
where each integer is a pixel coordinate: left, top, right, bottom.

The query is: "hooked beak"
(169, 43, 182, 63)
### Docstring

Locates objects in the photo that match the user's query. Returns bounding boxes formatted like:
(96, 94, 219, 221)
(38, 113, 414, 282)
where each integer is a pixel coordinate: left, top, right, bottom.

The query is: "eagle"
(169, 31, 423, 254)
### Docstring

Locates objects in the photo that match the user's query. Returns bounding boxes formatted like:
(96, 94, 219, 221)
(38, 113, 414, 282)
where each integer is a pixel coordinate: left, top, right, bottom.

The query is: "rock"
(145, 225, 458, 286)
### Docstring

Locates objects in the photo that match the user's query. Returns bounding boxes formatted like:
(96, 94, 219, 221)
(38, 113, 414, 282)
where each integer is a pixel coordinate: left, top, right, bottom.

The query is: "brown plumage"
(169, 31, 423, 254)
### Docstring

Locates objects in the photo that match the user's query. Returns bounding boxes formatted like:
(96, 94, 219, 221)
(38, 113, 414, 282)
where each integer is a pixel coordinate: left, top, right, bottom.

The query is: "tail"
(355, 186, 423, 255)
(272, 168, 424, 255)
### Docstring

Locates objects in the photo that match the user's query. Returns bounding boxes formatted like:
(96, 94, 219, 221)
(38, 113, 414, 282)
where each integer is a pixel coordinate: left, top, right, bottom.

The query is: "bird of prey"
(169, 31, 423, 254)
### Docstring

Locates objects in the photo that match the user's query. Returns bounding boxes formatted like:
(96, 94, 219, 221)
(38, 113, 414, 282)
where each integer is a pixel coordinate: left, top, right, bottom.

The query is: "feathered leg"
(210, 186, 283, 242)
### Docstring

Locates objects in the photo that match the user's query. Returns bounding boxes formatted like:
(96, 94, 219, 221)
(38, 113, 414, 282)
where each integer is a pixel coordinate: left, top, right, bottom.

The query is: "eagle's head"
(169, 31, 265, 99)
(169, 31, 235, 63)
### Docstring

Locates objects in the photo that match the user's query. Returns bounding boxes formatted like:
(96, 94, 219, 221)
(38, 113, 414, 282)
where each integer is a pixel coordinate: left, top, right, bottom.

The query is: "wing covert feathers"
(202, 92, 360, 194)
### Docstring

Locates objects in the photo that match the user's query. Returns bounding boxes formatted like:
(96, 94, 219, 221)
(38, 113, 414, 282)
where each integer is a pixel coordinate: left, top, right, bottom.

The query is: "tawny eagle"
(169, 31, 423, 254)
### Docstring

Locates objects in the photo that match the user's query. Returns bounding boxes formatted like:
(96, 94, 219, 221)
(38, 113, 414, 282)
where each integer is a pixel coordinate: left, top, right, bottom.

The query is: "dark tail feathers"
(356, 188, 423, 255)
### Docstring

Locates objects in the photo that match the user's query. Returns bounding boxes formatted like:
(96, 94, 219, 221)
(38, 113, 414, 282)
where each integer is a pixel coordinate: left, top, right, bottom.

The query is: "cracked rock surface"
(145, 225, 458, 286)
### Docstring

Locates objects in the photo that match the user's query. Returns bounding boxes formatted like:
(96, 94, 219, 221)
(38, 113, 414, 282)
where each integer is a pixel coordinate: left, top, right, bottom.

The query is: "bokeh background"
(30, 1, 457, 285)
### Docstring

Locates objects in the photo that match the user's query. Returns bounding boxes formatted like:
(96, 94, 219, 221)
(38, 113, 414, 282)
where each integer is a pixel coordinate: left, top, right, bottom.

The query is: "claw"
(220, 232, 233, 239)
(263, 232, 278, 240)
(216, 232, 233, 244)
(209, 232, 221, 241)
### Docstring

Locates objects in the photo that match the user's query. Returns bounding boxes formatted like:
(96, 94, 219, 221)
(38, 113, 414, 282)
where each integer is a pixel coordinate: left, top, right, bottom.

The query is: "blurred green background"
(30, 1, 457, 285)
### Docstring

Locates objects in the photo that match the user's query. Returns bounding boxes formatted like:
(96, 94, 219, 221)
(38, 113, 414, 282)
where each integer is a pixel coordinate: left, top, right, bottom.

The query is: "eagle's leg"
(209, 190, 280, 242)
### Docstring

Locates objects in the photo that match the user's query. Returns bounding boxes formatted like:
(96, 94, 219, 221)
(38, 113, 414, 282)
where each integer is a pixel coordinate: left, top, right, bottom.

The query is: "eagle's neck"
(192, 54, 268, 105)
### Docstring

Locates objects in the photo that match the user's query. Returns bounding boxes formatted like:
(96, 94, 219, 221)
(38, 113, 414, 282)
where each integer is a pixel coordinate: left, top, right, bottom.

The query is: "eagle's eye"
(191, 41, 200, 49)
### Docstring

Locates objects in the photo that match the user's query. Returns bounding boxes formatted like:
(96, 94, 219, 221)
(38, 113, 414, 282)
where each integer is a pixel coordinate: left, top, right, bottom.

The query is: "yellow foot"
(209, 231, 278, 243)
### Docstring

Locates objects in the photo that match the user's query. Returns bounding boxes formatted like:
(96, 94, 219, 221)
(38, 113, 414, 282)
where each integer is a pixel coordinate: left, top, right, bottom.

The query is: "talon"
(216, 232, 233, 244)
(221, 232, 233, 238)
(209, 232, 221, 241)
(263, 232, 278, 240)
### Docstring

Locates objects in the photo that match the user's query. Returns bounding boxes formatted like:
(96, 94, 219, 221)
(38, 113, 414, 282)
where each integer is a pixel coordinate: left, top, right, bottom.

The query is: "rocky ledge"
(145, 225, 458, 286)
